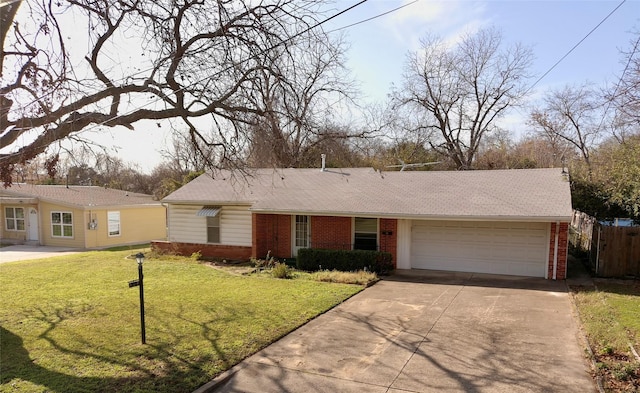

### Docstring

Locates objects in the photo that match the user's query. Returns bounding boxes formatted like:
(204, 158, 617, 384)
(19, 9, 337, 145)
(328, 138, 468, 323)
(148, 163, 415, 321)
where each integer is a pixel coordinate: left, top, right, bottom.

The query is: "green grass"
(572, 283, 640, 352)
(0, 249, 362, 393)
(571, 282, 640, 390)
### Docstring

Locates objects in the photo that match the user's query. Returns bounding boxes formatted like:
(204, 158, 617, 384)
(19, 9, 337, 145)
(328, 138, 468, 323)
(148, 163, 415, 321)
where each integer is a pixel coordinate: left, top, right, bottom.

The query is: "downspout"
(552, 221, 560, 280)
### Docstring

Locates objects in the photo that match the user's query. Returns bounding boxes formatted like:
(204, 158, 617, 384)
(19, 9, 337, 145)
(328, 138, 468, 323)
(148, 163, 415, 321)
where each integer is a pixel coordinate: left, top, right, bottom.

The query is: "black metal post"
(137, 255, 146, 345)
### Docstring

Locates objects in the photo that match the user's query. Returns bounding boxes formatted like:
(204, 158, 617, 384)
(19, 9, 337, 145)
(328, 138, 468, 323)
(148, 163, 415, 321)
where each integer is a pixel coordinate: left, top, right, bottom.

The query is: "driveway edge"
(565, 280, 605, 393)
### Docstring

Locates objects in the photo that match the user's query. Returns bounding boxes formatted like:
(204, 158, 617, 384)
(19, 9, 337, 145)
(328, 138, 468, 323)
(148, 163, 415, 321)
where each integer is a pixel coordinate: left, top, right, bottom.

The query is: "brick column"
(548, 222, 569, 280)
(379, 218, 398, 268)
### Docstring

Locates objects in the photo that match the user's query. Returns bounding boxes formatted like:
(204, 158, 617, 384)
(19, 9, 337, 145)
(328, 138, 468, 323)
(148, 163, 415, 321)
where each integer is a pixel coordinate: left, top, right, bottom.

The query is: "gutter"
(247, 208, 572, 223)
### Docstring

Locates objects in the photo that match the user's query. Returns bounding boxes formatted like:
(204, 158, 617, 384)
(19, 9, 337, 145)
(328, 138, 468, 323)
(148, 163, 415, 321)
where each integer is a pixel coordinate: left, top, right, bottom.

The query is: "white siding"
(219, 206, 252, 246)
(167, 204, 251, 246)
(168, 205, 205, 243)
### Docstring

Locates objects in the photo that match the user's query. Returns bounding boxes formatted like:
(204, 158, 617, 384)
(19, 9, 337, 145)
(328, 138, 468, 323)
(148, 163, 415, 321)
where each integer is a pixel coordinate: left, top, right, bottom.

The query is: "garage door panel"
(411, 221, 549, 277)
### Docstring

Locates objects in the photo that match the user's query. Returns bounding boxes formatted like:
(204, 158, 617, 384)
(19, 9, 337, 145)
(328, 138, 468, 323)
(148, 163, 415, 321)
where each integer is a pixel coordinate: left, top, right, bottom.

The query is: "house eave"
(164, 200, 254, 206)
(249, 208, 571, 223)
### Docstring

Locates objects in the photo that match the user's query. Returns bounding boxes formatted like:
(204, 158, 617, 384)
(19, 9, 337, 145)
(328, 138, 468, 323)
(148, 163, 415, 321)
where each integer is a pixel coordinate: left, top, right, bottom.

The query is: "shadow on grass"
(0, 324, 213, 393)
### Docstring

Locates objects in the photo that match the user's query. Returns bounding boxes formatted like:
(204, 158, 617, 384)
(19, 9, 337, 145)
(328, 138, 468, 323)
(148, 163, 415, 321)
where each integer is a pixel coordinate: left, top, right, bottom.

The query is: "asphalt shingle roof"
(163, 167, 573, 221)
(1, 184, 158, 208)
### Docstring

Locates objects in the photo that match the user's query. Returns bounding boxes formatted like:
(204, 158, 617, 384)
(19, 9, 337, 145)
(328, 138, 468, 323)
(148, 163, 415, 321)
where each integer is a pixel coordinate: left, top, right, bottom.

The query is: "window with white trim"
(207, 215, 220, 243)
(51, 211, 73, 238)
(354, 217, 377, 251)
(5, 207, 25, 231)
(108, 211, 121, 236)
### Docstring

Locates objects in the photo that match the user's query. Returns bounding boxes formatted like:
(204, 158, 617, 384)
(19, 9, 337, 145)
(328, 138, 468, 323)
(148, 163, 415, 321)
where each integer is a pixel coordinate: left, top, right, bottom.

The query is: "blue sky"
(19, 0, 640, 172)
(328, 0, 640, 104)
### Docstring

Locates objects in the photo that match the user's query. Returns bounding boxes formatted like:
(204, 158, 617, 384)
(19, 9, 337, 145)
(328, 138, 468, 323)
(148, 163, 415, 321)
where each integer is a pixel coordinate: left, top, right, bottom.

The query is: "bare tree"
(529, 84, 603, 170)
(392, 27, 533, 169)
(160, 127, 217, 175)
(0, 0, 339, 185)
(605, 30, 640, 142)
(244, 35, 358, 167)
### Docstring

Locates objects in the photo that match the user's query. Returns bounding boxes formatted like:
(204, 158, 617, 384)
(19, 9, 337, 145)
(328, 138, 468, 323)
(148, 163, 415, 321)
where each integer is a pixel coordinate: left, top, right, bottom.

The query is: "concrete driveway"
(0, 244, 82, 263)
(204, 271, 595, 393)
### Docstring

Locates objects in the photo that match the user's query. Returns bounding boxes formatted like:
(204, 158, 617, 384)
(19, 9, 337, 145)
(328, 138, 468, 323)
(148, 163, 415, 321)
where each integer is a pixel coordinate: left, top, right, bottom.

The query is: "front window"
(51, 211, 73, 238)
(5, 207, 25, 231)
(207, 215, 220, 243)
(108, 211, 121, 236)
(295, 215, 310, 248)
(354, 217, 377, 250)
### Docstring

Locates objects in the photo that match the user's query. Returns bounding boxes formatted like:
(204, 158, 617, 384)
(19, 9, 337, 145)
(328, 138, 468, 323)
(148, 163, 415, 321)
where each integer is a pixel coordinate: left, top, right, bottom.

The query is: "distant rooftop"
(0, 184, 158, 208)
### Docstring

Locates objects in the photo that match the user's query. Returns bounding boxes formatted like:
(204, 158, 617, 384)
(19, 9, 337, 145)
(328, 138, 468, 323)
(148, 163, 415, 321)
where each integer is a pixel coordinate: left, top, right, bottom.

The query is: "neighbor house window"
(51, 211, 73, 238)
(5, 207, 25, 231)
(354, 217, 377, 251)
(108, 211, 121, 236)
(207, 215, 220, 243)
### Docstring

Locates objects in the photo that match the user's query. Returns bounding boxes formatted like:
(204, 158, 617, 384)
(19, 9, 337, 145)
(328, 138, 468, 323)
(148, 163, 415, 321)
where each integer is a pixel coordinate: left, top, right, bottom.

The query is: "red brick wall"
(310, 216, 352, 250)
(547, 222, 569, 280)
(151, 241, 251, 260)
(379, 218, 398, 268)
(252, 213, 292, 259)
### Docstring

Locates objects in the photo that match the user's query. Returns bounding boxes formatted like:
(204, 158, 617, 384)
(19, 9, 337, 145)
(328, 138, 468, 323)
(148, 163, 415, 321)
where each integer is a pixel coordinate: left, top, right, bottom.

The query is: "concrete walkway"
(0, 244, 82, 263)
(203, 271, 595, 393)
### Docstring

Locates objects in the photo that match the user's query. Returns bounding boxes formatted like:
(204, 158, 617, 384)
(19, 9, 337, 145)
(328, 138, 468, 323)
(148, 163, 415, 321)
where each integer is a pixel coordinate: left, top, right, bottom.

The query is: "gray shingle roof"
(163, 168, 572, 221)
(1, 184, 158, 208)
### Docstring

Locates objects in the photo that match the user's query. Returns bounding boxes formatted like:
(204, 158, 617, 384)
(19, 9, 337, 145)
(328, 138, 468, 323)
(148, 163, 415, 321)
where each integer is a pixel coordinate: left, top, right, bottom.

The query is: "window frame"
(107, 211, 121, 237)
(206, 215, 220, 244)
(51, 211, 74, 238)
(294, 215, 310, 248)
(353, 217, 378, 251)
(5, 207, 25, 231)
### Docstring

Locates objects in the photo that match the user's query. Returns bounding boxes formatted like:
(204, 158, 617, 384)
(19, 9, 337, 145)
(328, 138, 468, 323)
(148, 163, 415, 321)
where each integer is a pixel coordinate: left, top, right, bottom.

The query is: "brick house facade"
(158, 168, 572, 280)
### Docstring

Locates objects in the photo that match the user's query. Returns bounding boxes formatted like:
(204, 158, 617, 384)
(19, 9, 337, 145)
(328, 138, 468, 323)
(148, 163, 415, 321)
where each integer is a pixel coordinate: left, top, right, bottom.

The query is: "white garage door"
(411, 221, 549, 277)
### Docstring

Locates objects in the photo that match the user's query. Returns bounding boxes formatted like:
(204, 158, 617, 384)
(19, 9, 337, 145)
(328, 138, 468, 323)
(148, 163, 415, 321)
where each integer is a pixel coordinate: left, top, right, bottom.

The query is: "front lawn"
(571, 282, 640, 392)
(0, 249, 363, 393)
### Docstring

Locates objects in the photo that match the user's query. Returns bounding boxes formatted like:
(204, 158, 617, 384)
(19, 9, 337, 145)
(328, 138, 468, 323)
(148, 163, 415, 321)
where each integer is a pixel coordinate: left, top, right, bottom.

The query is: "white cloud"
(382, 0, 490, 51)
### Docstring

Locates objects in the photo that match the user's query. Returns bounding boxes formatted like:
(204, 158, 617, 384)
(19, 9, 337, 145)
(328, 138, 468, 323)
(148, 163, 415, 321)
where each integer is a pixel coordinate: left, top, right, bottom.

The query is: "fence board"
(592, 224, 640, 277)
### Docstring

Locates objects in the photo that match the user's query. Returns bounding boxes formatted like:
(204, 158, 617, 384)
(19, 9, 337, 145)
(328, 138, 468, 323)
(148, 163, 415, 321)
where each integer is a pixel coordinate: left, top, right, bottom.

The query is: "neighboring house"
(1, 184, 167, 249)
(156, 167, 572, 280)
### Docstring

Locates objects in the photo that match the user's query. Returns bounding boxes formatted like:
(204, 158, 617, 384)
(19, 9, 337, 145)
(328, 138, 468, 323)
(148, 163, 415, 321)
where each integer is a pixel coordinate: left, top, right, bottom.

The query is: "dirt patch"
(202, 259, 256, 276)
(595, 352, 640, 392)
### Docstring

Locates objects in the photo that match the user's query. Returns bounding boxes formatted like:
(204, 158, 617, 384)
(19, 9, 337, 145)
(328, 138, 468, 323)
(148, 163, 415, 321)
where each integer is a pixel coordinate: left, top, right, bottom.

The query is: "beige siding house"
(1, 184, 166, 249)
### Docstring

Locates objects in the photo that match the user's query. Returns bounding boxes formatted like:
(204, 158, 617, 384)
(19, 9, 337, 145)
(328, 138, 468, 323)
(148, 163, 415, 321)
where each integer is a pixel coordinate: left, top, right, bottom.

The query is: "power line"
(524, 0, 626, 95)
(11, 0, 370, 141)
(326, 0, 419, 34)
(595, 32, 640, 134)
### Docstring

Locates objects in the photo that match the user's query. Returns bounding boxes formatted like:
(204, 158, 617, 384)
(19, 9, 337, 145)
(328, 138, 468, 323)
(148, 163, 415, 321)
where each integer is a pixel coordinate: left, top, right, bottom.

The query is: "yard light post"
(128, 252, 146, 344)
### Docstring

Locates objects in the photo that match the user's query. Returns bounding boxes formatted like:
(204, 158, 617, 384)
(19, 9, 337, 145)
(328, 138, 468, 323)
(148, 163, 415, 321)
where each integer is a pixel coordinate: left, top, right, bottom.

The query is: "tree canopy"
(392, 28, 533, 169)
(0, 0, 342, 184)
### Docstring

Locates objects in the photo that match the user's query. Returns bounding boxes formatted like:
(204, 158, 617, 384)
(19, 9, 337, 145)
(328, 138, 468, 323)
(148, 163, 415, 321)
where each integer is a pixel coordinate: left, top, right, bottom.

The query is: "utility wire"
(326, 0, 419, 34)
(524, 0, 626, 95)
(595, 32, 640, 134)
(11, 0, 370, 139)
(12, 0, 417, 133)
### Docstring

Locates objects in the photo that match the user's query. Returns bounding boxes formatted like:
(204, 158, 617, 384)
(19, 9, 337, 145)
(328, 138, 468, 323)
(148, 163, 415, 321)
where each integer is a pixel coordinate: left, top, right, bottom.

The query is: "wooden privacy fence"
(590, 224, 640, 278)
(570, 210, 640, 278)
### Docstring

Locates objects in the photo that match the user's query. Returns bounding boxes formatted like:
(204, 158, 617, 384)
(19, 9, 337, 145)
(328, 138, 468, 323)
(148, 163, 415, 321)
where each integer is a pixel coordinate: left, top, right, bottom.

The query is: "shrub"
(296, 248, 393, 275)
(271, 262, 292, 279)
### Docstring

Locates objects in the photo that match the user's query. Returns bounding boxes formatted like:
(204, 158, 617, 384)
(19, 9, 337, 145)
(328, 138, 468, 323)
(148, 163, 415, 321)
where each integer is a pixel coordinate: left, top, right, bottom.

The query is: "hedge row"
(296, 248, 394, 275)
